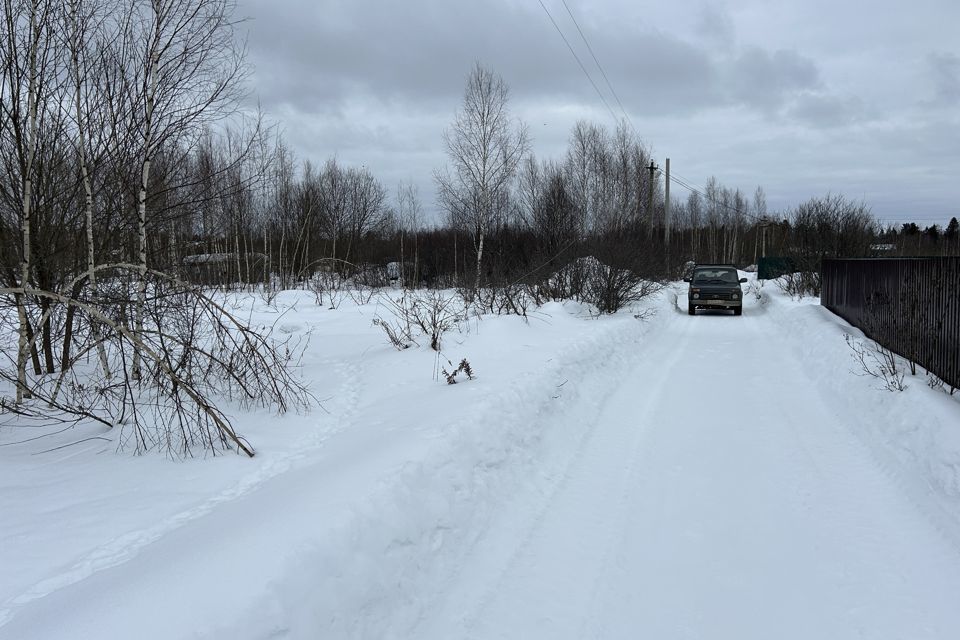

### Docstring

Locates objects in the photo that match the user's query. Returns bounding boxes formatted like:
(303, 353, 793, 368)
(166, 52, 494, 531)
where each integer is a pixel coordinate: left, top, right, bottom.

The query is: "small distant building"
(182, 252, 267, 285)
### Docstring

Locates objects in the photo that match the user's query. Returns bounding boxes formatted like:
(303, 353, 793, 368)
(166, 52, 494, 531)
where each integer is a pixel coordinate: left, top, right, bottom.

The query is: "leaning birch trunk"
(133, 51, 159, 381)
(16, 0, 41, 403)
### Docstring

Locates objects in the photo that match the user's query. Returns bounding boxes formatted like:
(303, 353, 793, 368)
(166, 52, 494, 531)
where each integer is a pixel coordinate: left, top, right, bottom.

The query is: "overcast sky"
(237, 0, 959, 227)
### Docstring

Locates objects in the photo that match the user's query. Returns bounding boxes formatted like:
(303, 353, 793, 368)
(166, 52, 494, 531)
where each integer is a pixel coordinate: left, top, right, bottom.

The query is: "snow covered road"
(3, 284, 960, 639)
(412, 300, 960, 639)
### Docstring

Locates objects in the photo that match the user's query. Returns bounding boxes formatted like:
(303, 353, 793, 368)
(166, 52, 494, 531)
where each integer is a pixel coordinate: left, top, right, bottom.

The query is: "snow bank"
(761, 279, 960, 544)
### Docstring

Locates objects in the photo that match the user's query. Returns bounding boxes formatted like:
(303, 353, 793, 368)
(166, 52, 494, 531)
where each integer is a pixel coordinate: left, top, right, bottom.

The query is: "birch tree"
(65, 0, 114, 378)
(396, 180, 422, 286)
(0, 0, 58, 401)
(109, 0, 246, 379)
(436, 63, 529, 300)
(565, 120, 604, 233)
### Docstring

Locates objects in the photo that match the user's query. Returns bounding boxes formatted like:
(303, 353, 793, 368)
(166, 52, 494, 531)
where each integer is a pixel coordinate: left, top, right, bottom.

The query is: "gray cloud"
(236, 0, 960, 225)
(696, 3, 736, 49)
(589, 30, 721, 116)
(725, 48, 821, 112)
(244, 0, 823, 120)
(926, 51, 960, 107)
(788, 92, 872, 128)
(246, 3, 722, 119)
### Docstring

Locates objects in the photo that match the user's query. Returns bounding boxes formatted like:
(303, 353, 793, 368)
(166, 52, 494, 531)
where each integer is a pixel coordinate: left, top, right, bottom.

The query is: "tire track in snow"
(457, 312, 693, 638)
(577, 313, 695, 640)
(400, 313, 660, 638)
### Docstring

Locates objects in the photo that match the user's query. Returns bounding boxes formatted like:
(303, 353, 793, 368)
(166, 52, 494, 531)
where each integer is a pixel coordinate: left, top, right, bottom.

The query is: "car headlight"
(692, 293, 700, 299)
(731, 293, 739, 300)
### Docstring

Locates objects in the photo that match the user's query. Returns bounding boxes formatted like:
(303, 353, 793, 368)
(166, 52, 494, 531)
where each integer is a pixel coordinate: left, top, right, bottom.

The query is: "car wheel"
(733, 306, 742, 316)
(688, 303, 695, 315)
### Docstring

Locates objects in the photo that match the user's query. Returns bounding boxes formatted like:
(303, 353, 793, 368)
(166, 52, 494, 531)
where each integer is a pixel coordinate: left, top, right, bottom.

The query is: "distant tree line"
(5, 18, 949, 307)
(873, 218, 960, 257)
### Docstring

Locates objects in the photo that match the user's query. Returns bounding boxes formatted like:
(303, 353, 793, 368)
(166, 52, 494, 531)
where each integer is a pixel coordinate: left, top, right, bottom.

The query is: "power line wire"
(535, 2, 763, 223)
(536, 0, 619, 125)
(558, 0, 631, 125)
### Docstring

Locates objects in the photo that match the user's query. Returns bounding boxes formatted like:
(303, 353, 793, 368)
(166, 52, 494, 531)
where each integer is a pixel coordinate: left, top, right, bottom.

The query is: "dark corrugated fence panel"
(821, 258, 960, 390)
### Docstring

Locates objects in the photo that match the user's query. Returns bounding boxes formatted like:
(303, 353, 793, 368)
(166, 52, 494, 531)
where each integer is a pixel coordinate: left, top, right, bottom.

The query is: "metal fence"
(758, 256, 795, 280)
(821, 257, 960, 390)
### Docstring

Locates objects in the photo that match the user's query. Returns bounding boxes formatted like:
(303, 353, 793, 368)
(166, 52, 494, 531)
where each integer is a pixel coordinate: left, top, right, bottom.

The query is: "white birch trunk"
(16, 0, 40, 403)
(474, 219, 485, 302)
(69, 0, 111, 380)
(264, 224, 270, 288)
(133, 51, 158, 381)
(278, 225, 286, 288)
(234, 223, 241, 287)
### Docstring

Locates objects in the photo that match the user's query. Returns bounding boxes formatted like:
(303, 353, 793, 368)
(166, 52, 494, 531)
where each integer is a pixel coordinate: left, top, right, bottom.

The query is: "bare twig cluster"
(371, 316, 413, 351)
(375, 290, 466, 352)
(442, 358, 474, 385)
(1, 266, 311, 457)
(845, 334, 905, 392)
(477, 284, 539, 318)
(777, 271, 822, 299)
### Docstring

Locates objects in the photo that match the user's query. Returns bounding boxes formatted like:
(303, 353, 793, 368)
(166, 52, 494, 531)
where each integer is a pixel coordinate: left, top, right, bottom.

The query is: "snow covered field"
(2, 277, 959, 639)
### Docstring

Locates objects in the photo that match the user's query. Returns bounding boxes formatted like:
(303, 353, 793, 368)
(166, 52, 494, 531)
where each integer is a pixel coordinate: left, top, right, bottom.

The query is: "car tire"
(733, 306, 742, 316)
(688, 303, 695, 315)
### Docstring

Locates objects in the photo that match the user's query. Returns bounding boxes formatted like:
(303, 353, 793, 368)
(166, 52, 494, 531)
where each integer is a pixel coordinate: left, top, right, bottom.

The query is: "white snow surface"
(2, 278, 960, 639)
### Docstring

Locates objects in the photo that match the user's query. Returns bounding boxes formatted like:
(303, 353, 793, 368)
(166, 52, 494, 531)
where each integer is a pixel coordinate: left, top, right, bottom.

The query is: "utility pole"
(760, 215, 771, 258)
(664, 158, 670, 274)
(647, 160, 658, 239)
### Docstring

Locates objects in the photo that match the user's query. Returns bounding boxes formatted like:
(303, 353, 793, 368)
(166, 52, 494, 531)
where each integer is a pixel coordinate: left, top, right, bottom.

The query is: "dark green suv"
(683, 264, 748, 316)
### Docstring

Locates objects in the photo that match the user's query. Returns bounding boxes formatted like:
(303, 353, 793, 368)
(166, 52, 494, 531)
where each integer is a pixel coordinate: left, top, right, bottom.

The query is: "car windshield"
(693, 268, 738, 284)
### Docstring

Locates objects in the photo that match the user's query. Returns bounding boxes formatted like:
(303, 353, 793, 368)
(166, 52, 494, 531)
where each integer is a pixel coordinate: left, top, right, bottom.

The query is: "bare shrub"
(555, 255, 659, 314)
(1, 266, 312, 457)
(477, 284, 538, 318)
(582, 262, 662, 314)
(260, 279, 281, 307)
(845, 334, 905, 392)
(308, 271, 348, 309)
(376, 290, 465, 351)
(373, 293, 415, 351)
(347, 282, 376, 306)
(371, 316, 413, 351)
(927, 372, 946, 391)
(778, 270, 821, 299)
(541, 258, 591, 302)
